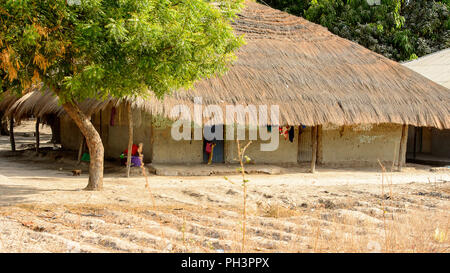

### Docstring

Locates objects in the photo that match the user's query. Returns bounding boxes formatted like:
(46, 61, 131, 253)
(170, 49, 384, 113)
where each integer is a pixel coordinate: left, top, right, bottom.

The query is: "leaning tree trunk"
(62, 101, 104, 191)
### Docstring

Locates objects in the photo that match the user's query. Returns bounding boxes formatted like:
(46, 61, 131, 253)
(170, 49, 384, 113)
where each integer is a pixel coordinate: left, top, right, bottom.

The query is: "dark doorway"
(407, 126, 450, 166)
(203, 125, 224, 163)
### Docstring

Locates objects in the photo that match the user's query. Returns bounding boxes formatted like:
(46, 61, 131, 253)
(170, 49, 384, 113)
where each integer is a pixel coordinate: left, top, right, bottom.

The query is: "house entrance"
(203, 125, 224, 164)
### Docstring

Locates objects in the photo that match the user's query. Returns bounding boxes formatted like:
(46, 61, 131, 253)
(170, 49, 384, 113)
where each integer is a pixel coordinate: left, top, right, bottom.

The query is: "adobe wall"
(320, 123, 403, 166)
(60, 115, 83, 151)
(151, 127, 203, 164)
(224, 126, 299, 164)
(60, 109, 406, 167)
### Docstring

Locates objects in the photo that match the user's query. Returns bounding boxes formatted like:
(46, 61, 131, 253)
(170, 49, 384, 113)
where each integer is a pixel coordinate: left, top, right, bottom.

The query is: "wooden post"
(413, 126, 417, 160)
(35, 117, 40, 152)
(126, 102, 133, 178)
(9, 117, 15, 152)
(397, 124, 408, 171)
(150, 113, 154, 163)
(311, 126, 318, 173)
(297, 126, 301, 163)
(77, 135, 85, 164)
(317, 125, 322, 164)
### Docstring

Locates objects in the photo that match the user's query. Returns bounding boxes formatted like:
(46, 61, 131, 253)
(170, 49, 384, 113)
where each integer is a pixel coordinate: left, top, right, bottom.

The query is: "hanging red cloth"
(205, 142, 213, 154)
(124, 144, 139, 156)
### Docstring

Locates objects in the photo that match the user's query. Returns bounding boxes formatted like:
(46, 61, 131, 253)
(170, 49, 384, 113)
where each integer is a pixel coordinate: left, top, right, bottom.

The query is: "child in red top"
(124, 144, 139, 156)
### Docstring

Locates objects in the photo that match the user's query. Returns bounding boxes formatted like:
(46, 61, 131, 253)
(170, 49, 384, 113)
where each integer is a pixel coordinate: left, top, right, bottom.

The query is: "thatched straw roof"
(1, 1, 449, 128)
(5, 88, 58, 120)
(4, 86, 111, 121)
(0, 90, 19, 114)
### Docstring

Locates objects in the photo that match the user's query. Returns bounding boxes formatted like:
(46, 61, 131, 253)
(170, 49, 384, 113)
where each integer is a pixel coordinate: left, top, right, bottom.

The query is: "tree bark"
(62, 102, 104, 191)
(310, 126, 318, 173)
(126, 102, 133, 178)
(35, 117, 40, 152)
(9, 117, 15, 152)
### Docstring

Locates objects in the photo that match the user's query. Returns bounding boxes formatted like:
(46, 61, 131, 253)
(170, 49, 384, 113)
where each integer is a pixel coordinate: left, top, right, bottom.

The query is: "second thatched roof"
(2, 1, 450, 128)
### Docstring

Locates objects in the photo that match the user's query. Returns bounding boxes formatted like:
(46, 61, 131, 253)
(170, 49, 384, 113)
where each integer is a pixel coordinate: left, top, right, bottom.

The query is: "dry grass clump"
(257, 201, 299, 218)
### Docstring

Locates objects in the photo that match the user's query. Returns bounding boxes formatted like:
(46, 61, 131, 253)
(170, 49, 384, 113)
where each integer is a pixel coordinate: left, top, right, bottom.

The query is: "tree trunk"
(9, 117, 15, 152)
(62, 102, 104, 191)
(126, 102, 133, 178)
(35, 117, 40, 152)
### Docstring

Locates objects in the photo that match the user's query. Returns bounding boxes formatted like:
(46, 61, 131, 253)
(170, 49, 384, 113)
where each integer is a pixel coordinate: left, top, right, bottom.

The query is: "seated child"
(120, 143, 143, 167)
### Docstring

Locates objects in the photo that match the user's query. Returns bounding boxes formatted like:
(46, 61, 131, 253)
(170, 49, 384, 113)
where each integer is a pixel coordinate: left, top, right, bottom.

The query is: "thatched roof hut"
(1, 1, 449, 129)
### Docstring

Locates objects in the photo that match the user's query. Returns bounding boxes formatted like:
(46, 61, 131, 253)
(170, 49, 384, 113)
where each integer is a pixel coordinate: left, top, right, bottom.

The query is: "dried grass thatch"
(0, 90, 19, 115)
(1, 1, 449, 128)
(6, 87, 59, 121)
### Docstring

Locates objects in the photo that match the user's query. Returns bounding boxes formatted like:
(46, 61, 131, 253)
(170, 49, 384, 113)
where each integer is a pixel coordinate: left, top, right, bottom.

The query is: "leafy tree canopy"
(260, 0, 450, 61)
(0, 0, 244, 101)
(1, 0, 244, 190)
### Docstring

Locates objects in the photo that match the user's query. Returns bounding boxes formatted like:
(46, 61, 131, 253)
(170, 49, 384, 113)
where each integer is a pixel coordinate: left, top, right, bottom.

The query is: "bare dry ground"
(0, 121, 448, 253)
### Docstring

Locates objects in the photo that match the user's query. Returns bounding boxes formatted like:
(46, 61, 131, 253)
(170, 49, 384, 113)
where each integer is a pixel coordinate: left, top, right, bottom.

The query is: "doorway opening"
(406, 126, 450, 166)
(203, 125, 224, 164)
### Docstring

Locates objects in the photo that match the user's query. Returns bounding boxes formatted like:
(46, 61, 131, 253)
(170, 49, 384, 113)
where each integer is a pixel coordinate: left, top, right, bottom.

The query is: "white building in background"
(403, 48, 450, 89)
(366, 0, 381, 6)
(403, 49, 450, 165)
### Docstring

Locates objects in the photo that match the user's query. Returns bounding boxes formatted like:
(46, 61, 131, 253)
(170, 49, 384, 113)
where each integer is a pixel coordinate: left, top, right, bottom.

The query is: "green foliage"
(260, 0, 450, 61)
(0, 0, 244, 101)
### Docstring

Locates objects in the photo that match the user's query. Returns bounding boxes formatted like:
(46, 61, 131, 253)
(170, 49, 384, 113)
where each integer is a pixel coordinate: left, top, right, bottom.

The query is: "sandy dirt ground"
(0, 121, 449, 253)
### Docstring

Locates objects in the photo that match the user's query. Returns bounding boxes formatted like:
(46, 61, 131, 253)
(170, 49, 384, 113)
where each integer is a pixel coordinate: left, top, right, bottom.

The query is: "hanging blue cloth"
(289, 126, 295, 142)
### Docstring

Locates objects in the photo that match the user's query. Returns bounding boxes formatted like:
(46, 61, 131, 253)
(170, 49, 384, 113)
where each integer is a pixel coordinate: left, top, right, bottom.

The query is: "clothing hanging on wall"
(279, 126, 292, 141)
(289, 126, 294, 142)
(299, 124, 306, 135)
(205, 142, 213, 154)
